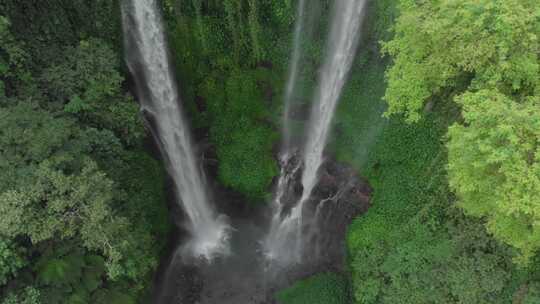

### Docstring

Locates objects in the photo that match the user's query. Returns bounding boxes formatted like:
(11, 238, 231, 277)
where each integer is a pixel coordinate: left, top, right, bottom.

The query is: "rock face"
(301, 158, 372, 268)
(152, 153, 372, 304)
(265, 154, 372, 286)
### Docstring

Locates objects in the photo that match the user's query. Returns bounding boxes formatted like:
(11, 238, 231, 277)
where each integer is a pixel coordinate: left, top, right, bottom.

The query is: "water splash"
(121, 0, 230, 260)
(264, 152, 303, 265)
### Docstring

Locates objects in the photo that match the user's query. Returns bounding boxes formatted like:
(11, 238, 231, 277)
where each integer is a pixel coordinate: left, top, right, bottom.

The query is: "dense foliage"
(383, 0, 540, 262)
(0, 1, 170, 303)
(162, 0, 330, 200)
(448, 91, 540, 263)
(276, 273, 349, 304)
(1, 0, 539, 303)
(342, 0, 540, 303)
(163, 0, 284, 200)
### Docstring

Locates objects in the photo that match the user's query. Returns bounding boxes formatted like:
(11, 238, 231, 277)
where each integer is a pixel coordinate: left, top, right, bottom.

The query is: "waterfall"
(263, 0, 307, 265)
(265, 0, 367, 264)
(121, 0, 230, 259)
(282, 0, 306, 151)
(298, 0, 367, 209)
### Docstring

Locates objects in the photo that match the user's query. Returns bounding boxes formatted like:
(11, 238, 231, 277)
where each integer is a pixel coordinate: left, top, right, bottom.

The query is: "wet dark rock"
(275, 155, 372, 277)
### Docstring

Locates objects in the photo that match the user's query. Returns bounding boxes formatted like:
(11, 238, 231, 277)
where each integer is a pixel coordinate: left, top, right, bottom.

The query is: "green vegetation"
(383, 0, 539, 262)
(162, 0, 330, 201)
(163, 0, 286, 200)
(0, 1, 170, 302)
(448, 91, 540, 263)
(1, 0, 539, 303)
(342, 0, 540, 303)
(276, 273, 349, 304)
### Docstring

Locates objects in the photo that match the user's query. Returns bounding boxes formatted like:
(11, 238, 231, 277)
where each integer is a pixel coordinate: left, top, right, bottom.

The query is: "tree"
(0, 102, 155, 280)
(1, 287, 41, 304)
(448, 91, 540, 263)
(382, 0, 539, 122)
(1, 4, 167, 302)
(382, 0, 540, 263)
(351, 214, 513, 304)
(41, 38, 143, 145)
(0, 16, 32, 101)
(0, 239, 26, 285)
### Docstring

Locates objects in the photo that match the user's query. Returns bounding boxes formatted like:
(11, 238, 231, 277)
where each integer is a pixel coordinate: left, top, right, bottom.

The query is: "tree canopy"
(382, 0, 540, 262)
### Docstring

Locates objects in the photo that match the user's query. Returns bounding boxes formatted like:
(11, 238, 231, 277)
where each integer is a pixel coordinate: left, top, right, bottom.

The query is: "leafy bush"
(276, 273, 349, 304)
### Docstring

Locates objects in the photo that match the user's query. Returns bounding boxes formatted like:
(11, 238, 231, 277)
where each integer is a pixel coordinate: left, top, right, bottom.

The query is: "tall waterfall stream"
(265, 0, 368, 265)
(121, 0, 230, 260)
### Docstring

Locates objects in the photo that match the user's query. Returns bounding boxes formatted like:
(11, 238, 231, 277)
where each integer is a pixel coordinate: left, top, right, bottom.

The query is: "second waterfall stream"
(265, 0, 368, 264)
(121, 0, 230, 260)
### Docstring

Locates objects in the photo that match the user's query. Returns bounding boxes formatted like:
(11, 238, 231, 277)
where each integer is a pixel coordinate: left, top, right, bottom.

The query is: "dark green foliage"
(0, 239, 26, 285)
(164, 0, 302, 200)
(0, 7, 170, 303)
(0, 0, 121, 70)
(164, 0, 334, 201)
(0, 102, 159, 283)
(276, 273, 349, 304)
(524, 283, 540, 304)
(1, 0, 538, 303)
(201, 69, 278, 199)
(1, 287, 40, 304)
(40, 38, 144, 145)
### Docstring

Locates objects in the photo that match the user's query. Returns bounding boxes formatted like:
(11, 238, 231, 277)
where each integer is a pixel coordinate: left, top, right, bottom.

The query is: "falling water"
(121, 0, 230, 259)
(282, 0, 306, 151)
(299, 0, 367, 207)
(265, 0, 367, 264)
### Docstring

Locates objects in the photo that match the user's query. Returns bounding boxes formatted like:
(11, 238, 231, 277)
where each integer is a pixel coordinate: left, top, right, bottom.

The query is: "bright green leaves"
(448, 90, 540, 263)
(382, 0, 540, 265)
(383, 0, 539, 122)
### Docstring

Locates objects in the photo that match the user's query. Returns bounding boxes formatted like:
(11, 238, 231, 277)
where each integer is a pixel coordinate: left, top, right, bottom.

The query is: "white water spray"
(121, 0, 230, 260)
(265, 0, 367, 264)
